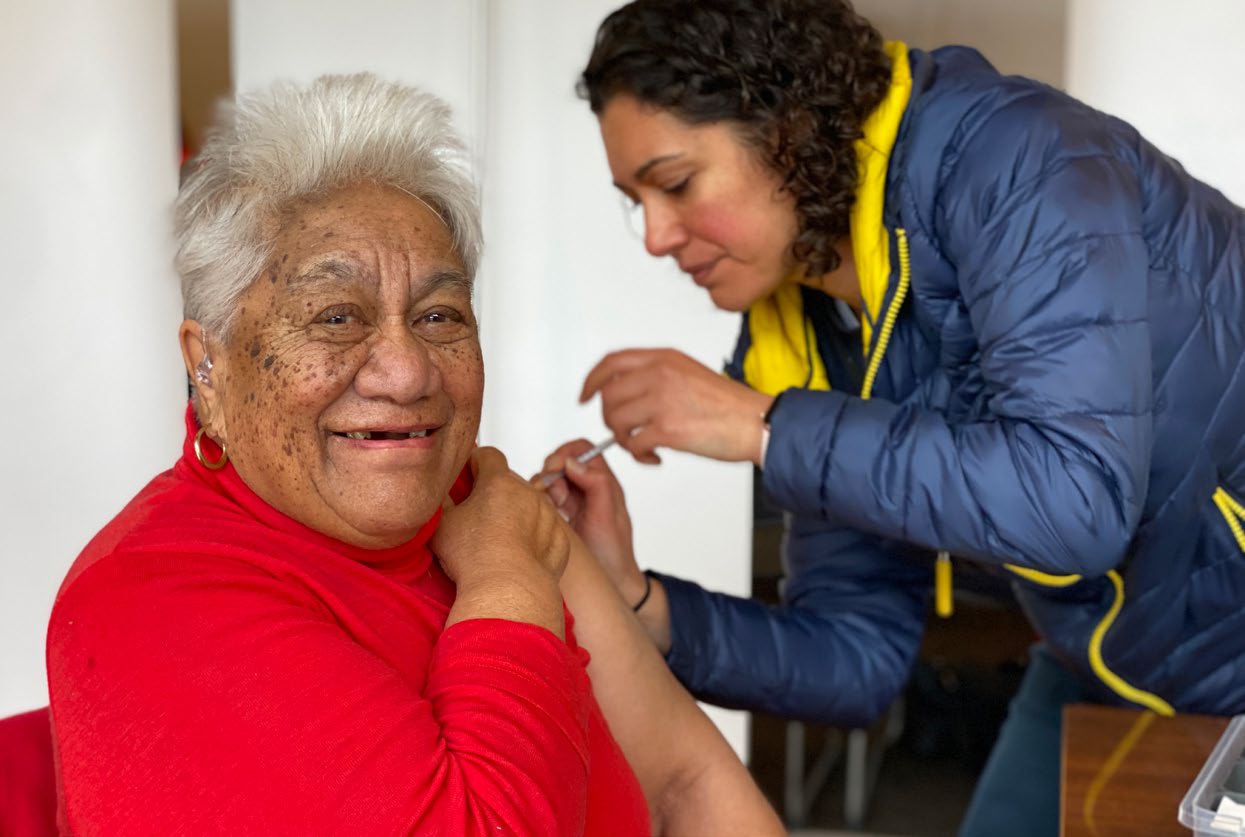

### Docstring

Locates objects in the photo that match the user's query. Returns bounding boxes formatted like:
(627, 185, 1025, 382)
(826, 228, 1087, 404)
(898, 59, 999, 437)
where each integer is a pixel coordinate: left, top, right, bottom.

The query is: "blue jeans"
(958, 645, 1087, 837)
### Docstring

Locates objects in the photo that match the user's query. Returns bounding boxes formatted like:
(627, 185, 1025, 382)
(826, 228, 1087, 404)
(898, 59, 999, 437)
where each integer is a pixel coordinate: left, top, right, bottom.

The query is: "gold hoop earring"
(194, 427, 229, 471)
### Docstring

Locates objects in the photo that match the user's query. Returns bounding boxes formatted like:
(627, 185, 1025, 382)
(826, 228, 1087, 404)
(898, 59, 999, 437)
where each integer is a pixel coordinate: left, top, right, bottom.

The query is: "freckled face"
(598, 94, 800, 312)
(204, 182, 482, 549)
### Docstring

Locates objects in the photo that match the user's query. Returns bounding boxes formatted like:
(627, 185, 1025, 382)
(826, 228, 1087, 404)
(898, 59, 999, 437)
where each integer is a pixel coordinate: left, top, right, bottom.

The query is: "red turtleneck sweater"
(46, 409, 649, 836)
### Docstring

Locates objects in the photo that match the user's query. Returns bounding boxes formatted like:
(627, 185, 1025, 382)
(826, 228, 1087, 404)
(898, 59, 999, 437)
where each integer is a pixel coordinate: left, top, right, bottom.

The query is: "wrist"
(454, 560, 561, 601)
(619, 566, 649, 606)
(727, 387, 775, 467)
(751, 392, 779, 467)
(755, 390, 789, 467)
(631, 573, 672, 654)
(630, 569, 655, 612)
(449, 571, 565, 638)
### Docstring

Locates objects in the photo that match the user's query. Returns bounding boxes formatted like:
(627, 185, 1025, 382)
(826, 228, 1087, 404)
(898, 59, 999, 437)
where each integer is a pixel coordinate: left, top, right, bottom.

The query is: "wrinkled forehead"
(265, 183, 471, 295)
(275, 182, 454, 244)
(283, 252, 472, 299)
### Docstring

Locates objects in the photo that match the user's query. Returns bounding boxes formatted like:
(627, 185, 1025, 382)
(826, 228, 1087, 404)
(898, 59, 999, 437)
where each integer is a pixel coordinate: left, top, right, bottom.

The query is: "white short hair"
(176, 72, 482, 336)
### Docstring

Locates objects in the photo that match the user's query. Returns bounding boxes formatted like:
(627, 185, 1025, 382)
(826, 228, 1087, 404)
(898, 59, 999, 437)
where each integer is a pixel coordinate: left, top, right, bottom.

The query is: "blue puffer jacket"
(657, 45, 1245, 727)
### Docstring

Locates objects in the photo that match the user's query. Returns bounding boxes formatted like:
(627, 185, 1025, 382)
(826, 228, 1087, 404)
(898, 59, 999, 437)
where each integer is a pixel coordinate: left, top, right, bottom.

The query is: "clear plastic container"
(1181, 715, 1245, 835)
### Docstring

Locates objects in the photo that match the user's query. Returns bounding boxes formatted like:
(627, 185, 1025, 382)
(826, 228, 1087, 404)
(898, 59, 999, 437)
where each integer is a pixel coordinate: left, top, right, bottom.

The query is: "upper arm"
(942, 97, 1153, 430)
(558, 536, 781, 836)
(940, 100, 1154, 538)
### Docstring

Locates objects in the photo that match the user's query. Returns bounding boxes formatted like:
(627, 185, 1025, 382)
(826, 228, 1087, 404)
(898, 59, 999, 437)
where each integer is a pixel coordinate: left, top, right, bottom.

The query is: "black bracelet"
(631, 571, 654, 612)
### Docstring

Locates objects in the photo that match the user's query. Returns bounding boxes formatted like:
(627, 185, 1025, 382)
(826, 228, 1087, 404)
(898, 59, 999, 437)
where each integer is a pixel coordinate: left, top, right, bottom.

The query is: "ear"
(179, 319, 229, 444)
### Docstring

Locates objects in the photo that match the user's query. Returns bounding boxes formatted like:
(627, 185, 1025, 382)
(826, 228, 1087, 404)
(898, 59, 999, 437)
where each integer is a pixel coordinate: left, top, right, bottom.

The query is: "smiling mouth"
(333, 429, 433, 440)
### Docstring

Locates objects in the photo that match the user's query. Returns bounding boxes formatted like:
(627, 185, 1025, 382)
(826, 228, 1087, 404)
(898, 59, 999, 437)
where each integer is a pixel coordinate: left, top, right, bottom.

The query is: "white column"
(0, 0, 184, 715)
(1066, 0, 1245, 204)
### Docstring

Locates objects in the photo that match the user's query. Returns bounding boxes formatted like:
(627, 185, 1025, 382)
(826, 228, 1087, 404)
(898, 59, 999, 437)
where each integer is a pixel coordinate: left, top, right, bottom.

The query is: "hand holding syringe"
(538, 436, 617, 488)
(535, 434, 641, 610)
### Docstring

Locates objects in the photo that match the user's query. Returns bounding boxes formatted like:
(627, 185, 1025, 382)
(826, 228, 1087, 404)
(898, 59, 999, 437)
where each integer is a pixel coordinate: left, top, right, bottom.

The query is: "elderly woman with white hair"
(45, 73, 781, 836)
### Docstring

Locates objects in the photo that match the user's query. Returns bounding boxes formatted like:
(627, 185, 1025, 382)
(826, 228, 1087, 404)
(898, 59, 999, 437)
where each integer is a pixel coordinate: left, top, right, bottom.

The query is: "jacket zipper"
(858, 229, 960, 620)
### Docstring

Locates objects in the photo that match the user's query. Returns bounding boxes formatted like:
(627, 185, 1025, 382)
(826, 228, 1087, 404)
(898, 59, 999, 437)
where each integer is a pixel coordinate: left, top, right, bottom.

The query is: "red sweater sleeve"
(47, 551, 592, 836)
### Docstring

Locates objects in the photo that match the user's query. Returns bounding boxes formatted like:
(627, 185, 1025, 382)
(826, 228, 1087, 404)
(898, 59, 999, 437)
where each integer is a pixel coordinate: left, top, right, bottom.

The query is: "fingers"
(538, 469, 585, 523)
(580, 349, 696, 465)
(579, 348, 670, 403)
(601, 401, 657, 458)
(592, 388, 665, 464)
(546, 439, 596, 467)
(551, 483, 585, 524)
(597, 372, 656, 435)
(475, 446, 550, 495)
(538, 439, 595, 480)
(534, 435, 635, 530)
(434, 445, 576, 590)
(532, 439, 593, 497)
(590, 368, 668, 463)
(544, 475, 571, 508)
(562, 454, 614, 491)
(469, 446, 560, 511)
(471, 445, 510, 477)
(582, 348, 767, 464)
(604, 440, 660, 466)
(539, 437, 627, 496)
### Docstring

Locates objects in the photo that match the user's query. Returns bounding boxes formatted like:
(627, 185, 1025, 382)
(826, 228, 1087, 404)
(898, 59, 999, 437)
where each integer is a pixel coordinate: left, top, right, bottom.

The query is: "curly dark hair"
(578, 0, 892, 277)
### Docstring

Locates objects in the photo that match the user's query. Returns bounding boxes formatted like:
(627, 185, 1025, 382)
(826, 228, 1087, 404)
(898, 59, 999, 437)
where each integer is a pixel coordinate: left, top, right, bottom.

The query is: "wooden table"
(1061, 703, 1228, 836)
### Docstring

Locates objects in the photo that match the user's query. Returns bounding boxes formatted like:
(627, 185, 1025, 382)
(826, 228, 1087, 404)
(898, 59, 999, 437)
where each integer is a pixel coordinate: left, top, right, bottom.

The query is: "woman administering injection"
(540, 2, 1245, 836)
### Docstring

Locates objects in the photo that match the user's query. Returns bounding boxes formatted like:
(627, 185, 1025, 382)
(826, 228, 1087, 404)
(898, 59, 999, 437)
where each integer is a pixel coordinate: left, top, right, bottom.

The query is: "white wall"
(0, 0, 185, 715)
(1066, 0, 1245, 205)
(232, 0, 487, 168)
(858, 0, 1067, 86)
